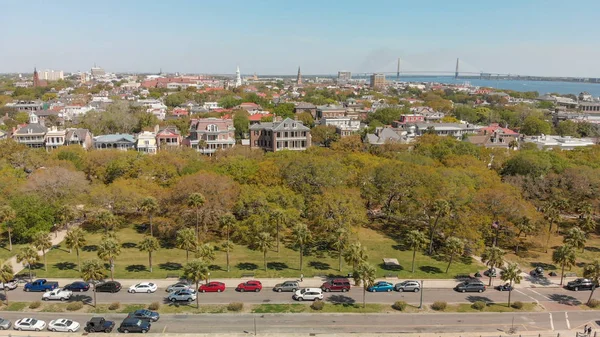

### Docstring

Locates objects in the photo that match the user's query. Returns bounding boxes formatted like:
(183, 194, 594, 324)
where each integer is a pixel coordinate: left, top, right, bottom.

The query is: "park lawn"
(0, 242, 28, 266)
(33, 226, 481, 279)
(252, 304, 307, 313)
(452, 302, 540, 313)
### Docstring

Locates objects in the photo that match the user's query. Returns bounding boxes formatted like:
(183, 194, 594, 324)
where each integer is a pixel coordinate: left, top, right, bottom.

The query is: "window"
(207, 124, 218, 132)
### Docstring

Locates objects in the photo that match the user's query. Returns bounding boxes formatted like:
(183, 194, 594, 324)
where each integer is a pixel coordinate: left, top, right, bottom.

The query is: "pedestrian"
(587, 327, 592, 336)
(300, 273, 304, 282)
(585, 325, 588, 333)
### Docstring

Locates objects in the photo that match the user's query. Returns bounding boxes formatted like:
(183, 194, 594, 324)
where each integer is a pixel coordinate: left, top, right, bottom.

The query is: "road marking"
(162, 325, 167, 334)
(516, 289, 539, 304)
(565, 312, 570, 330)
(549, 313, 554, 331)
(528, 288, 551, 300)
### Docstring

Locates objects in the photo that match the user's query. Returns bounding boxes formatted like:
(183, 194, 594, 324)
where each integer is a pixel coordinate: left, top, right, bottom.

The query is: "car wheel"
(43, 297, 48, 301)
(292, 288, 297, 292)
(187, 298, 193, 302)
(147, 290, 151, 293)
(277, 288, 282, 292)
(80, 289, 84, 292)
(52, 328, 57, 332)
(387, 288, 391, 292)
(61, 297, 66, 301)
(170, 298, 176, 302)
(123, 329, 129, 333)
(69, 329, 73, 332)
(142, 330, 147, 334)
(240, 289, 244, 292)
(217, 289, 221, 293)
(341, 289, 347, 292)
(201, 290, 205, 293)
(397, 288, 403, 292)
(414, 289, 420, 293)
(478, 289, 483, 293)
(0, 326, 4, 330)
(255, 288, 260, 292)
(575, 287, 579, 291)
(36, 328, 40, 332)
(324, 288, 329, 292)
(19, 327, 23, 331)
(461, 289, 466, 293)
(299, 297, 304, 301)
(25, 288, 29, 292)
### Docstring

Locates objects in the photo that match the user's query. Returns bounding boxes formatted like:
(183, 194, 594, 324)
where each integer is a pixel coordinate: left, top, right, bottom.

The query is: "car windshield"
(65, 320, 73, 325)
(30, 319, 37, 324)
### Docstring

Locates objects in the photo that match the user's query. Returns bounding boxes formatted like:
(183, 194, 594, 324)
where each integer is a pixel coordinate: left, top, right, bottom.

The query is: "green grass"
(158, 304, 227, 314)
(319, 303, 387, 313)
(451, 302, 539, 313)
(41, 304, 66, 312)
(4, 302, 28, 311)
(118, 304, 146, 313)
(252, 304, 308, 313)
(32, 226, 481, 279)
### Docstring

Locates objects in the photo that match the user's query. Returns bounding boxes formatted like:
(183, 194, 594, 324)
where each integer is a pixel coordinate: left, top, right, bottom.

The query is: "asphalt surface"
(0, 311, 598, 334)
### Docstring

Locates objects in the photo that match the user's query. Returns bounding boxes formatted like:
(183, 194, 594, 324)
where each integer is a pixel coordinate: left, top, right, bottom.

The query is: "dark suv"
(454, 280, 486, 293)
(566, 278, 596, 291)
(118, 318, 151, 333)
(321, 278, 351, 292)
(85, 317, 115, 333)
(94, 281, 121, 293)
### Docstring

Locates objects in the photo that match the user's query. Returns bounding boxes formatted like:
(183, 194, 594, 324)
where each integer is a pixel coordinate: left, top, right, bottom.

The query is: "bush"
(108, 302, 120, 310)
(471, 301, 486, 311)
(587, 299, 600, 308)
(66, 302, 84, 311)
(430, 301, 447, 311)
(148, 302, 160, 311)
(29, 301, 41, 309)
(511, 301, 524, 309)
(310, 300, 325, 311)
(392, 301, 408, 311)
(227, 302, 244, 312)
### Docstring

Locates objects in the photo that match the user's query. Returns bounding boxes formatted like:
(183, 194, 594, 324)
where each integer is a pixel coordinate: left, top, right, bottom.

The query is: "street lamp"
(492, 221, 500, 247)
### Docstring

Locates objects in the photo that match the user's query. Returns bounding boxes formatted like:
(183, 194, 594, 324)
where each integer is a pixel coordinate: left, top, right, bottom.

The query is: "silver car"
(0, 318, 11, 330)
(166, 283, 190, 293)
(273, 281, 299, 292)
(167, 289, 196, 302)
(394, 281, 421, 292)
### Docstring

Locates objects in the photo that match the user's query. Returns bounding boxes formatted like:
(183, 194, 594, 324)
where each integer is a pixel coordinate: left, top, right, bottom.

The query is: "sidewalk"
(9, 227, 70, 275)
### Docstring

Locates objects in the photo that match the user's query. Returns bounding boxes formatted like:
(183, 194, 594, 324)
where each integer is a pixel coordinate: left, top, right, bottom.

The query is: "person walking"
(587, 326, 592, 336)
(300, 274, 304, 282)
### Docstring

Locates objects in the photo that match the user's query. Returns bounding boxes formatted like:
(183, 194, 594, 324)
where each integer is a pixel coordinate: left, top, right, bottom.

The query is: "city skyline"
(1, 0, 600, 77)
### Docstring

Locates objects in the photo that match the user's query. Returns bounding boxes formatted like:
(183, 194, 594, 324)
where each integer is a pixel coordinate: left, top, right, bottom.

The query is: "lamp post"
(492, 221, 500, 247)
(419, 280, 424, 309)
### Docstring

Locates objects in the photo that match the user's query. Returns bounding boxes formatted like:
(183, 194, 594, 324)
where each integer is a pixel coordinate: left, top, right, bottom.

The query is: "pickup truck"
(42, 288, 72, 301)
(24, 279, 59, 292)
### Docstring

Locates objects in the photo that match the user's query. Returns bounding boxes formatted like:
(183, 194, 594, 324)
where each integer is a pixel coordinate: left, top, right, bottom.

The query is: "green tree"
(233, 110, 250, 140)
(219, 213, 236, 272)
(405, 230, 428, 273)
(254, 232, 274, 271)
(218, 96, 242, 109)
(16, 246, 39, 282)
(555, 120, 579, 137)
(56, 205, 77, 231)
(564, 227, 587, 253)
(552, 245, 576, 286)
(0, 260, 14, 304)
(583, 260, 600, 305)
(187, 193, 206, 243)
(97, 238, 121, 281)
(520, 116, 551, 136)
(332, 227, 349, 272)
(273, 103, 295, 119)
(182, 259, 209, 309)
(138, 236, 160, 272)
(344, 241, 368, 272)
(481, 246, 505, 286)
(65, 228, 86, 272)
(80, 259, 105, 307)
(0, 205, 16, 251)
(290, 223, 311, 272)
(195, 243, 216, 263)
(95, 210, 119, 234)
(311, 125, 339, 147)
(32, 232, 52, 271)
(514, 217, 535, 254)
(427, 199, 450, 255)
(139, 197, 158, 237)
(270, 208, 289, 253)
(176, 228, 197, 262)
(500, 263, 522, 307)
(444, 237, 465, 273)
(354, 262, 376, 308)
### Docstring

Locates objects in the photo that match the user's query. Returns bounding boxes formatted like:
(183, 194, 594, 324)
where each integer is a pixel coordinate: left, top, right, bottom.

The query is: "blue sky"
(1, 0, 600, 76)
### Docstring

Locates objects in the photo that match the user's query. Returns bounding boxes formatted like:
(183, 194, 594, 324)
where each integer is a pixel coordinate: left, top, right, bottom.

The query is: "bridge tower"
(397, 58, 400, 78)
(454, 58, 459, 79)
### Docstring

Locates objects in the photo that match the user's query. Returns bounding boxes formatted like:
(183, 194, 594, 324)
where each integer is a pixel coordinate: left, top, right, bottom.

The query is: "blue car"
(64, 281, 90, 292)
(367, 281, 394, 292)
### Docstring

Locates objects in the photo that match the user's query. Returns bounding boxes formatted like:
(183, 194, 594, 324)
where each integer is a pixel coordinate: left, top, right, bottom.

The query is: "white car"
(48, 319, 80, 332)
(293, 288, 324, 301)
(42, 288, 72, 301)
(14, 318, 46, 331)
(128, 282, 158, 293)
(0, 280, 18, 290)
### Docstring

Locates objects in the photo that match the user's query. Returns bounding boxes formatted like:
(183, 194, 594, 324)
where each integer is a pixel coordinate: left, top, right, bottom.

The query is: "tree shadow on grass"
(159, 262, 182, 271)
(327, 294, 356, 305)
(208, 265, 222, 271)
(126, 264, 147, 272)
(419, 266, 442, 274)
(585, 246, 600, 253)
(379, 263, 403, 272)
(122, 242, 137, 249)
(82, 245, 98, 252)
(236, 262, 258, 271)
(309, 261, 330, 270)
(135, 224, 148, 234)
(30, 263, 44, 270)
(531, 262, 557, 270)
(70, 294, 92, 304)
(548, 294, 582, 306)
(267, 262, 288, 271)
(465, 295, 493, 303)
(55, 262, 76, 270)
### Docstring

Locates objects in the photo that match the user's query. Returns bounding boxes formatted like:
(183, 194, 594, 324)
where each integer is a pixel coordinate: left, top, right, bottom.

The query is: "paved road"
(0, 311, 598, 334)
(8, 286, 597, 307)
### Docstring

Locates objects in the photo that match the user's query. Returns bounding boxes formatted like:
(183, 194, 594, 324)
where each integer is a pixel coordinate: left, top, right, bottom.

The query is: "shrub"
(108, 302, 120, 310)
(392, 301, 408, 311)
(148, 302, 160, 311)
(430, 301, 447, 311)
(66, 302, 84, 311)
(227, 302, 244, 312)
(587, 299, 600, 308)
(471, 301, 486, 311)
(29, 301, 41, 309)
(310, 300, 325, 311)
(511, 301, 524, 309)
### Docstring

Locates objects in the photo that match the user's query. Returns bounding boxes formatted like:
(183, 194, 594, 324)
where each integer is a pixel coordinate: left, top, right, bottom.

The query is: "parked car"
(495, 283, 513, 291)
(321, 278, 351, 292)
(63, 281, 90, 292)
(483, 268, 497, 277)
(24, 279, 59, 292)
(42, 288, 73, 301)
(118, 318, 151, 333)
(167, 289, 196, 302)
(0, 318, 11, 330)
(236, 280, 262, 292)
(85, 317, 115, 333)
(0, 280, 18, 291)
(454, 280, 486, 293)
(530, 267, 544, 278)
(273, 281, 299, 292)
(198, 282, 225, 293)
(128, 282, 158, 293)
(566, 278, 596, 291)
(127, 309, 160, 322)
(48, 319, 80, 332)
(166, 282, 190, 293)
(94, 281, 121, 293)
(293, 288, 324, 301)
(394, 280, 421, 292)
(368, 281, 394, 292)
(14, 318, 46, 331)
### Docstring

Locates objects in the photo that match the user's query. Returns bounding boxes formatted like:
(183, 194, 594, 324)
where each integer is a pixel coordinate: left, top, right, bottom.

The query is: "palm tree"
(0, 260, 14, 305)
(195, 243, 216, 263)
(428, 199, 450, 255)
(354, 261, 376, 308)
(32, 232, 52, 272)
(405, 230, 428, 273)
(444, 236, 465, 273)
(344, 241, 368, 272)
(65, 228, 86, 272)
(187, 193, 205, 243)
(176, 228, 197, 262)
(56, 204, 77, 231)
(543, 205, 559, 253)
(481, 246, 505, 286)
(270, 208, 289, 253)
(552, 245, 576, 286)
(514, 216, 535, 253)
(97, 238, 121, 281)
(332, 227, 349, 272)
(583, 260, 600, 306)
(500, 263, 522, 307)
(564, 227, 587, 253)
(290, 223, 311, 271)
(255, 232, 274, 271)
(138, 236, 160, 272)
(182, 259, 209, 309)
(219, 213, 236, 272)
(95, 210, 119, 234)
(0, 205, 16, 251)
(139, 197, 158, 237)
(80, 259, 105, 308)
(16, 246, 39, 282)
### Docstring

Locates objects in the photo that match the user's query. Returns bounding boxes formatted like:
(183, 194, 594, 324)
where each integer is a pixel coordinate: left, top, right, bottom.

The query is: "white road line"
(162, 325, 167, 334)
(565, 312, 571, 330)
(528, 288, 552, 300)
(516, 289, 539, 304)
(549, 313, 555, 331)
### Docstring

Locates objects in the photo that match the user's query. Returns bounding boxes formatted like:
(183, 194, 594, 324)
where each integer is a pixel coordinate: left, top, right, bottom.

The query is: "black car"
(127, 309, 160, 322)
(118, 318, 151, 333)
(94, 281, 121, 293)
(566, 278, 596, 291)
(85, 317, 115, 333)
(530, 267, 544, 278)
(64, 281, 90, 292)
(495, 283, 513, 291)
(454, 280, 486, 293)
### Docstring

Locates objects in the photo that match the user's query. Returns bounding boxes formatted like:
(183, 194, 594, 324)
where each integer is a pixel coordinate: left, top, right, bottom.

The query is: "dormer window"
(207, 124, 218, 132)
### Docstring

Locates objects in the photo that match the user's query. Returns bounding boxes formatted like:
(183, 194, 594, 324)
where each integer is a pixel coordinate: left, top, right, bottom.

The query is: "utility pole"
(419, 280, 424, 309)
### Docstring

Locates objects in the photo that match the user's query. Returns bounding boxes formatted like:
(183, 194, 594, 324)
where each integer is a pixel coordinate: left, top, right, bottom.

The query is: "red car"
(198, 282, 226, 293)
(236, 280, 262, 292)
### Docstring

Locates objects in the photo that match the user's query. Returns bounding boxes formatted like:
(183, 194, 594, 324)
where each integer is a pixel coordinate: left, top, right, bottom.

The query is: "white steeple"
(235, 65, 242, 87)
(28, 111, 39, 124)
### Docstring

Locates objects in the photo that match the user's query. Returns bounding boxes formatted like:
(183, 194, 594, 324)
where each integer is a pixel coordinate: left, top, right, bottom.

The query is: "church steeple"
(296, 66, 302, 85)
(33, 67, 40, 87)
(235, 65, 242, 87)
